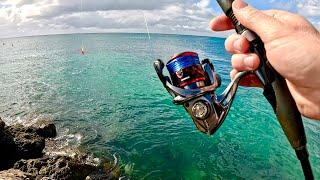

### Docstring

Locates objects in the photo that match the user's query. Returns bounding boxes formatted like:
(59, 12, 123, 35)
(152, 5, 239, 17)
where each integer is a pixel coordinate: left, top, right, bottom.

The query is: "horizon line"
(0, 32, 227, 40)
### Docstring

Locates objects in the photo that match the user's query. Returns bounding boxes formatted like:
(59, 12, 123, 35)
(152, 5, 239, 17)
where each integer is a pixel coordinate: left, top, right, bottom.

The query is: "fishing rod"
(153, 0, 314, 179)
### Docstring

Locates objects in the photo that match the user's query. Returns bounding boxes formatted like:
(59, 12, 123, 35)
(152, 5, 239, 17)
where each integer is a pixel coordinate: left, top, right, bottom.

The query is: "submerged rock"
(86, 170, 118, 180)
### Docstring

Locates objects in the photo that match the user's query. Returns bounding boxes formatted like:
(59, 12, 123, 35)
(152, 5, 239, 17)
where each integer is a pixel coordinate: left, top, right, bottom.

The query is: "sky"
(0, 0, 319, 38)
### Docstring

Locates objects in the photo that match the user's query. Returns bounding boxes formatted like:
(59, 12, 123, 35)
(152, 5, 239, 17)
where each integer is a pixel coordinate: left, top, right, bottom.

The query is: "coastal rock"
(13, 155, 97, 180)
(0, 118, 6, 146)
(32, 120, 57, 138)
(0, 117, 5, 131)
(0, 118, 119, 179)
(7, 125, 46, 158)
(0, 119, 56, 170)
(0, 125, 45, 170)
(0, 169, 32, 180)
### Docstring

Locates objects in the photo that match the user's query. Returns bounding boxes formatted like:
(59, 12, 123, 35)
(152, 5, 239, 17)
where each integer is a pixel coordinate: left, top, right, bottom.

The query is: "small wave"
(54, 128, 83, 148)
(44, 128, 90, 161)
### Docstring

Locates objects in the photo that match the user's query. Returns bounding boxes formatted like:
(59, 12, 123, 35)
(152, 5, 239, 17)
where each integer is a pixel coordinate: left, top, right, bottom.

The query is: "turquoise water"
(0, 33, 319, 179)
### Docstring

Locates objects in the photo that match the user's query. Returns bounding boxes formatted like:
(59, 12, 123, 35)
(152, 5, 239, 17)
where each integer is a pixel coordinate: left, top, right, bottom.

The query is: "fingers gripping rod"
(216, 0, 314, 179)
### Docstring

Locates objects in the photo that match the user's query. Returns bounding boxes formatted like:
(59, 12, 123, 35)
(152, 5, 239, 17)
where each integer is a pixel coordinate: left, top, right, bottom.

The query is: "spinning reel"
(154, 52, 248, 135)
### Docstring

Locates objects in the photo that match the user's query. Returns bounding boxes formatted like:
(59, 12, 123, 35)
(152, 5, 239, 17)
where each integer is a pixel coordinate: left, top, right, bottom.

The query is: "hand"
(210, 0, 320, 120)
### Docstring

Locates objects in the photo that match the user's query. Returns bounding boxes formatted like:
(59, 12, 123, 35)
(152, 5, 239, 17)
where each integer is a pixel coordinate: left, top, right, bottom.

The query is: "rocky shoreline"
(0, 117, 120, 180)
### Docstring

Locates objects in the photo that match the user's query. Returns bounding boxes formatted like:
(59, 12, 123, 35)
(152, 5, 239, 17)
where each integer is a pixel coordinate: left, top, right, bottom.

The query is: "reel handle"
(154, 59, 166, 85)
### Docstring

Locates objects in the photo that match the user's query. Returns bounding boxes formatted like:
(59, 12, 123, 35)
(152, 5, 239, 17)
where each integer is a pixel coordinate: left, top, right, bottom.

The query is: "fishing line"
(142, 10, 163, 122)
(143, 12, 151, 40)
(142, 11, 156, 65)
(80, 0, 85, 55)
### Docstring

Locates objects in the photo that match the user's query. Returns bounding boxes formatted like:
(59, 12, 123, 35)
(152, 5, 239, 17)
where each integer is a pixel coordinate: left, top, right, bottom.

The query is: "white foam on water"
(1, 114, 53, 127)
(54, 128, 83, 148)
(44, 128, 101, 165)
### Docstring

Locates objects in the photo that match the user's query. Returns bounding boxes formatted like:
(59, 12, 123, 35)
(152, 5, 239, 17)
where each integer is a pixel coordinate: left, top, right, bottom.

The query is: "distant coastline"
(0, 32, 228, 41)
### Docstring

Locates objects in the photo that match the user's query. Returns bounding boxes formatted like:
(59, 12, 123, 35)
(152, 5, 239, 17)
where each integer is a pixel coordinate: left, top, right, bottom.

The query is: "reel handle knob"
(154, 59, 167, 85)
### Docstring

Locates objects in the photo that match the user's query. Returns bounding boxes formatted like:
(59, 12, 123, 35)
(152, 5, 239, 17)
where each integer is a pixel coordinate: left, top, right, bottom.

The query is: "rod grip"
(271, 74, 307, 149)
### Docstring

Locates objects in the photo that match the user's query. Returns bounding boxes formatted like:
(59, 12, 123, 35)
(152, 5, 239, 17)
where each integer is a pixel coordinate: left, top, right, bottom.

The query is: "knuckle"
(224, 39, 231, 52)
(297, 103, 307, 116)
(225, 34, 240, 52)
(245, 9, 262, 24)
(297, 102, 320, 120)
(239, 37, 249, 51)
(225, 38, 233, 52)
(231, 54, 242, 67)
(231, 55, 237, 65)
(292, 24, 318, 36)
(295, 14, 307, 22)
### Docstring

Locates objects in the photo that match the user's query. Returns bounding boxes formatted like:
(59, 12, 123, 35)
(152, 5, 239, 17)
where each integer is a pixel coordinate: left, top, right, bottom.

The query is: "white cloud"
(297, 0, 320, 30)
(297, 0, 320, 17)
(0, 0, 225, 38)
(269, 0, 320, 29)
(0, 0, 319, 38)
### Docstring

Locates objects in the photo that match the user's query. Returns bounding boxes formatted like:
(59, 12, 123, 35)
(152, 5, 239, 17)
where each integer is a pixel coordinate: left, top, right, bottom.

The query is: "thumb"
(232, 0, 282, 42)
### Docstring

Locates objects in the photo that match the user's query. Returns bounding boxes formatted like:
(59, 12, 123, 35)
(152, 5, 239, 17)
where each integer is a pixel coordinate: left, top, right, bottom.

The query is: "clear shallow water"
(0, 33, 319, 179)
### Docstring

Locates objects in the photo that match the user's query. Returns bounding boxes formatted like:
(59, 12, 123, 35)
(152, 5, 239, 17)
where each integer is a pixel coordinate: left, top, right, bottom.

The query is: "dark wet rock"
(0, 128, 16, 169)
(0, 117, 5, 131)
(7, 125, 46, 158)
(0, 118, 6, 143)
(0, 124, 45, 170)
(32, 120, 57, 138)
(0, 169, 33, 179)
(0, 119, 57, 170)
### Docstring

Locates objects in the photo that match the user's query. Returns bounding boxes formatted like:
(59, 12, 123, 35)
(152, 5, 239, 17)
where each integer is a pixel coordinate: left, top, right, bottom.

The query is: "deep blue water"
(0, 33, 319, 179)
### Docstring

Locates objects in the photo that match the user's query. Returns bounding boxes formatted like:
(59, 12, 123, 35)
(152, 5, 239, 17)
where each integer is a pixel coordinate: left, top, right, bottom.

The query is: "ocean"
(0, 33, 319, 179)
